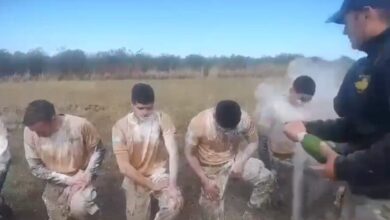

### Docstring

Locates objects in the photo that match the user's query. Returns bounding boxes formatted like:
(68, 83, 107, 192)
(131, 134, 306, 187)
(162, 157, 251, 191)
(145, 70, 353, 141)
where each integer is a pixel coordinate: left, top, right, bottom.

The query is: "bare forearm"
(169, 152, 178, 186)
(236, 142, 258, 165)
(164, 135, 179, 186)
(120, 163, 153, 190)
(185, 150, 208, 184)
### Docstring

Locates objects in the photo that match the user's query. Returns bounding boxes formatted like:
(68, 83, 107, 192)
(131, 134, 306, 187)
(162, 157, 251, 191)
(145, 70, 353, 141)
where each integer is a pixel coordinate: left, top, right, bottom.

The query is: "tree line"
(0, 48, 353, 79)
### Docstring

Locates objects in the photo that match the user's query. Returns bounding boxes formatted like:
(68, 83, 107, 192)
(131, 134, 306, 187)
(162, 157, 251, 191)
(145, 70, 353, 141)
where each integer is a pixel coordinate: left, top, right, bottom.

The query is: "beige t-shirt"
(112, 111, 175, 177)
(186, 108, 258, 166)
(24, 114, 101, 175)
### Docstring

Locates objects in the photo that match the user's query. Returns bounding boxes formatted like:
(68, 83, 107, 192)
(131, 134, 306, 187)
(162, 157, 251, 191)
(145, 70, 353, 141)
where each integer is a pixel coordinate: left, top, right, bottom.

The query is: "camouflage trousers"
(42, 183, 99, 220)
(199, 158, 275, 220)
(340, 189, 390, 220)
(122, 169, 183, 220)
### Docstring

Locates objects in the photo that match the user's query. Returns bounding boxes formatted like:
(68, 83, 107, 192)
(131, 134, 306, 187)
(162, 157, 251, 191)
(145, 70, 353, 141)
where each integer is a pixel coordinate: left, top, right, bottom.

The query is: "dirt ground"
(0, 78, 296, 220)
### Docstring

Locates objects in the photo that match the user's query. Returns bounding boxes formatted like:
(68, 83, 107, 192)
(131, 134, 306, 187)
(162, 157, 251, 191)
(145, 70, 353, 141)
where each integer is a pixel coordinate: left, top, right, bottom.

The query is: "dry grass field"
(0, 78, 294, 220)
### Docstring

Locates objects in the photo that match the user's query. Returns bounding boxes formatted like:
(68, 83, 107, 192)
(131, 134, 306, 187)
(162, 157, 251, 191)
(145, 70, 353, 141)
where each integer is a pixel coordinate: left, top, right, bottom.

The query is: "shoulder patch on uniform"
(355, 75, 370, 93)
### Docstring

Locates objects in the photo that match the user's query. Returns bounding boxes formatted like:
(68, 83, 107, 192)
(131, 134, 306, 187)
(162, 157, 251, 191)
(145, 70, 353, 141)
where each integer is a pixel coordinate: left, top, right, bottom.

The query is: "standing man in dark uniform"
(284, 0, 390, 219)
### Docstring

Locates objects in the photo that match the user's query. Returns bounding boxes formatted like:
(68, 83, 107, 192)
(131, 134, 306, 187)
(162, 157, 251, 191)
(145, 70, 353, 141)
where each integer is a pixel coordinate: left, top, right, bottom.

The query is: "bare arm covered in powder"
(160, 113, 179, 187)
(236, 142, 258, 166)
(115, 152, 155, 189)
(184, 119, 209, 185)
(164, 134, 179, 187)
(235, 118, 259, 167)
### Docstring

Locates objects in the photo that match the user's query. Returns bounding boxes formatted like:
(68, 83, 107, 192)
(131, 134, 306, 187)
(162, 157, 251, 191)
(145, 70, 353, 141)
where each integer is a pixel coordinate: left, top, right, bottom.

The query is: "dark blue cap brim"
(327, 0, 390, 24)
(327, 10, 345, 24)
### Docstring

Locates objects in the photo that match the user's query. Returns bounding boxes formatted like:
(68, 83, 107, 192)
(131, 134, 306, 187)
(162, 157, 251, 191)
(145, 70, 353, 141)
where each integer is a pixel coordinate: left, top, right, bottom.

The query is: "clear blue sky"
(0, 0, 364, 60)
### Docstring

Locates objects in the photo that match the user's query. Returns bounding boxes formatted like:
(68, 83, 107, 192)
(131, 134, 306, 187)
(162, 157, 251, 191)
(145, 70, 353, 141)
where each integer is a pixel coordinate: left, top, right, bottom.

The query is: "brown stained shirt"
(186, 108, 258, 166)
(112, 111, 175, 176)
(24, 114, 101, 175)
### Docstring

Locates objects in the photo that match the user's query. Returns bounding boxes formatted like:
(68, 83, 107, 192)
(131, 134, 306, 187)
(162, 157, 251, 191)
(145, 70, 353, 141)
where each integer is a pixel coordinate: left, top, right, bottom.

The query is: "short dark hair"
(23, 100, 56, 126)
(293, 75, 316, 96)
(215, 100, 242, 129)
(131, 83, 155, 104)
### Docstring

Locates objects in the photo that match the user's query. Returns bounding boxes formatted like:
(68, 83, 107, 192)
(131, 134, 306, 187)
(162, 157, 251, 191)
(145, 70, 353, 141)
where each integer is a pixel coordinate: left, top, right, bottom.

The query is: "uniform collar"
(361, 28, 390, 57)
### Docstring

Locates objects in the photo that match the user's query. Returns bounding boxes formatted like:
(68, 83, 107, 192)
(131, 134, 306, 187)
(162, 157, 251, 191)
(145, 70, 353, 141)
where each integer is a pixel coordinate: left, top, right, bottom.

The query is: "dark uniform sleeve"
(305, 118, 351, 143)
(335, 134, 390, 185)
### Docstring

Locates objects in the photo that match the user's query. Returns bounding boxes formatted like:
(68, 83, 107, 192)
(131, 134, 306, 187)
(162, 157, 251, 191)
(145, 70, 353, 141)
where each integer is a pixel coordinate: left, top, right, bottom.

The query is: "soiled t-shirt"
(186, 108, 258, 166)
(24, 114, 101, 175)
(112, 111, 175, 176)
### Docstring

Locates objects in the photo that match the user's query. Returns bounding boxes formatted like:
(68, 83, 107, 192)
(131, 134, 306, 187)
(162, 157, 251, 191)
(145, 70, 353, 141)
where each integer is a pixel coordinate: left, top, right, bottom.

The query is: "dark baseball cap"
(328, 0, 390, 24)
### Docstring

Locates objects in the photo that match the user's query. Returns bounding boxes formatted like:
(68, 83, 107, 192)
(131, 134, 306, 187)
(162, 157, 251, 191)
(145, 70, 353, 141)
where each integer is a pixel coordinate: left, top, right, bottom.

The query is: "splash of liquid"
(292, 144, 306, 220)
(255, 57, 350, 220)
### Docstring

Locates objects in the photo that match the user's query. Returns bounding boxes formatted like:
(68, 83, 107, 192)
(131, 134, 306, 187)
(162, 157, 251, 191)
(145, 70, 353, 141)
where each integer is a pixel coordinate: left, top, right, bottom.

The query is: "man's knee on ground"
(244, 158, 275, 186)
(159, 191, 183, 216)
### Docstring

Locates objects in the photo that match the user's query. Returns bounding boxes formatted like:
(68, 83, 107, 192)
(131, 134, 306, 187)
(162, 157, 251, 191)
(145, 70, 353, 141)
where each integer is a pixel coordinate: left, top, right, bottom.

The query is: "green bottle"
(301, 134, 327, 164)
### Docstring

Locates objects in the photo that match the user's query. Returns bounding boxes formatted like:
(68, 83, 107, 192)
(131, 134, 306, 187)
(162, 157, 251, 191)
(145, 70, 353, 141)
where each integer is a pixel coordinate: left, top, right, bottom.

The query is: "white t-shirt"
(258, 96, 310, 155)
(0, 119, 10, 171)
